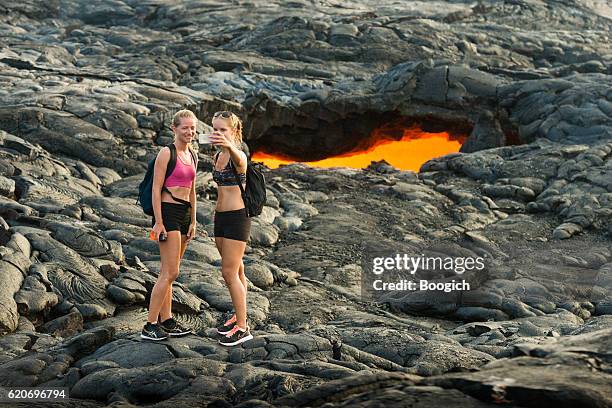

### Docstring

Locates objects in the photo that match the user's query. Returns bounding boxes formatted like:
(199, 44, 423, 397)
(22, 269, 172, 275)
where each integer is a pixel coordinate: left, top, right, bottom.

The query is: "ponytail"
(232, 115, 243, 148)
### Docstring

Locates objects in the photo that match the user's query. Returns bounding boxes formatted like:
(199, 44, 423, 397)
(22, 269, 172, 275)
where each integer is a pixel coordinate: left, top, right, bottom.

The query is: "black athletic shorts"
(152, 202, 191, 235)
(214, 208, 251, 242)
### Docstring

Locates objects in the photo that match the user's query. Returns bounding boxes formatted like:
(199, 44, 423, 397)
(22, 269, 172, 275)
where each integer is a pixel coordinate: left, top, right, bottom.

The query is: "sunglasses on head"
(213, 111, 233, 118)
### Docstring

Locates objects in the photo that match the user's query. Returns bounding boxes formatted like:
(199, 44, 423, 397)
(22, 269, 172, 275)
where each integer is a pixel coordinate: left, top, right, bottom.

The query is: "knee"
(221, 266, 238, 283)
(160, 268, 179, 284)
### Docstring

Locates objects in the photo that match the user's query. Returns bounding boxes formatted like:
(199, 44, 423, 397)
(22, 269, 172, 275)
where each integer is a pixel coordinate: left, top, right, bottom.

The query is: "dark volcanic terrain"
(0, 1, 610, 407)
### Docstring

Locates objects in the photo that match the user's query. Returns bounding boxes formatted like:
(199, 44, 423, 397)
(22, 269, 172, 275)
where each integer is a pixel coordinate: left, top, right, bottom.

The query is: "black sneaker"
(219, 325, 253, 347)
(141, 322, 168, 341)
(159, 317, 192, 337)
(216, 315, 237, 335)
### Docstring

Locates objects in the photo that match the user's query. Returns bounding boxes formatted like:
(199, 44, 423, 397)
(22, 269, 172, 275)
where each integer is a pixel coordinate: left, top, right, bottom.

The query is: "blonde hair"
(213, 111, 243, 148)
(172, 109, 197, 127)
(172, 109, 198, 155)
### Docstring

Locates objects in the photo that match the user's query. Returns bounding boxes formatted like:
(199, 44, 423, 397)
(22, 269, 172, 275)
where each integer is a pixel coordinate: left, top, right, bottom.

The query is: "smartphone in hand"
(198, 133, 212, 145)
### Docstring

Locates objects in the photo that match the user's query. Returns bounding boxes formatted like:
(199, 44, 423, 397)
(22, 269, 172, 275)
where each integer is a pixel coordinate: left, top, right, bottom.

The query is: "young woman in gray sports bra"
(209, 111, 253, 347)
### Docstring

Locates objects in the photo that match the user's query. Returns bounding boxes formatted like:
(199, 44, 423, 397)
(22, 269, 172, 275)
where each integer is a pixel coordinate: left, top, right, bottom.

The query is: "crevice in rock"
(24, 333, 39, 350)
(0, 58, 127, 82)
(164, 344, 183, 359)
(332, 339, 342, 360)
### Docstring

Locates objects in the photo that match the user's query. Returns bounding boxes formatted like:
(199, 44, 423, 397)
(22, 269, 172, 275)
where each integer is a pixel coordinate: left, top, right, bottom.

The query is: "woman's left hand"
(209, 131, 232, 148)
(187, 223, 197, 241)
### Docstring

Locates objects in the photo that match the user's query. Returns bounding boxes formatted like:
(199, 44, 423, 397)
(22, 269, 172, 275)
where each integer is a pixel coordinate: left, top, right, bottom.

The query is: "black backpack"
(216, 153, 266, 217)
(137, 144, 196, 215)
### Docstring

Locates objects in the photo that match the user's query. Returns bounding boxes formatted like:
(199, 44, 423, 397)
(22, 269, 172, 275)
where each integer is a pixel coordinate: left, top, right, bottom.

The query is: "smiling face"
(172, 116, 197, 144)
(212, 117, 236, 144)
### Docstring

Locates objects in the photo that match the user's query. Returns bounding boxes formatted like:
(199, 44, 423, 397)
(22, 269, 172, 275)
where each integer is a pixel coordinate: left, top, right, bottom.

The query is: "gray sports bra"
(212, 153, 246, 186)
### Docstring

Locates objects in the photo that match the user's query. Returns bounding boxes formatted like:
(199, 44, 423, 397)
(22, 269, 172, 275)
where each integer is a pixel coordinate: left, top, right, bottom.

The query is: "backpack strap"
(165, 144, 177, 179)
(228, 159, 249, 218)
(188, 147, 198, 168)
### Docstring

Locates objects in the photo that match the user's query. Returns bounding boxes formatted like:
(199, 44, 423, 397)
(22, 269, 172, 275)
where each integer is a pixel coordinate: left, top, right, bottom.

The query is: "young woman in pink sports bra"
(141, 109, 198, 341)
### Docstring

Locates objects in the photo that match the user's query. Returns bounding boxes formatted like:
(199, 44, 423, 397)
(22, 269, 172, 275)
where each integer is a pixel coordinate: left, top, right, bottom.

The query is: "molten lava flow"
(252, 125, 465, 171)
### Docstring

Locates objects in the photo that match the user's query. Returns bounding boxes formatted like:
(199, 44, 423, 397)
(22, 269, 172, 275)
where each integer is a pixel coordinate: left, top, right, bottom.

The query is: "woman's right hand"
(152, 222, 167, 241)
(210, 131, 232, 149)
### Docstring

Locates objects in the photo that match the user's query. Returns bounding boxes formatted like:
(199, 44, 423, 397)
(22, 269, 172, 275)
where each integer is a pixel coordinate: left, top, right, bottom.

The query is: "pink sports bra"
(164, 151, 196, 188)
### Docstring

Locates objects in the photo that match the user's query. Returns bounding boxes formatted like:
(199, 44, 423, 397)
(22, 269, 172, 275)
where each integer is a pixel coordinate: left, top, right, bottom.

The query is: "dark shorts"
(214, 208, 251, 242)
(152, 202, 191, 235)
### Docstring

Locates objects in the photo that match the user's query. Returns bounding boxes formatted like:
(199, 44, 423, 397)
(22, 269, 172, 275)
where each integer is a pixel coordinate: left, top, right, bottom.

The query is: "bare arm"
(209, 131, 247, 173)
(227, 144, 247, 174)
(187, 164, 197, 240)
(152, 147, 170, 235)
(189, 177, 197, 223)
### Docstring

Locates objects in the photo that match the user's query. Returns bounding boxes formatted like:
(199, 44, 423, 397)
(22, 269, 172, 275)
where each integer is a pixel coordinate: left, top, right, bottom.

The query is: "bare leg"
(215, 238, 248, 320)
(159, 235, 189, 322)
(147, 231, 181, 323)
(216, 237, 247, 292)
(220, 238, 248, 328)
(214, 236, 224, 257)
(238, 260, 247, 293)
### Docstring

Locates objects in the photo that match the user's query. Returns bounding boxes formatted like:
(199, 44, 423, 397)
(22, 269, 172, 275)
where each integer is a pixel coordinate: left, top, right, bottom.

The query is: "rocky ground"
(0, 1, 610, 407)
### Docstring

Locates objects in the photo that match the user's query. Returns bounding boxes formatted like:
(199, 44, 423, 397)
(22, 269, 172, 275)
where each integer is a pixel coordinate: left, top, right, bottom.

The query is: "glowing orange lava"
(252, 126, 465, 171)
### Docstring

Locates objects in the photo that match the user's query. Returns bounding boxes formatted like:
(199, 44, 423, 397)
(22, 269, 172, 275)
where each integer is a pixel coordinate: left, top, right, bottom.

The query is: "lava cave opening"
(251, 115, 471, 171)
